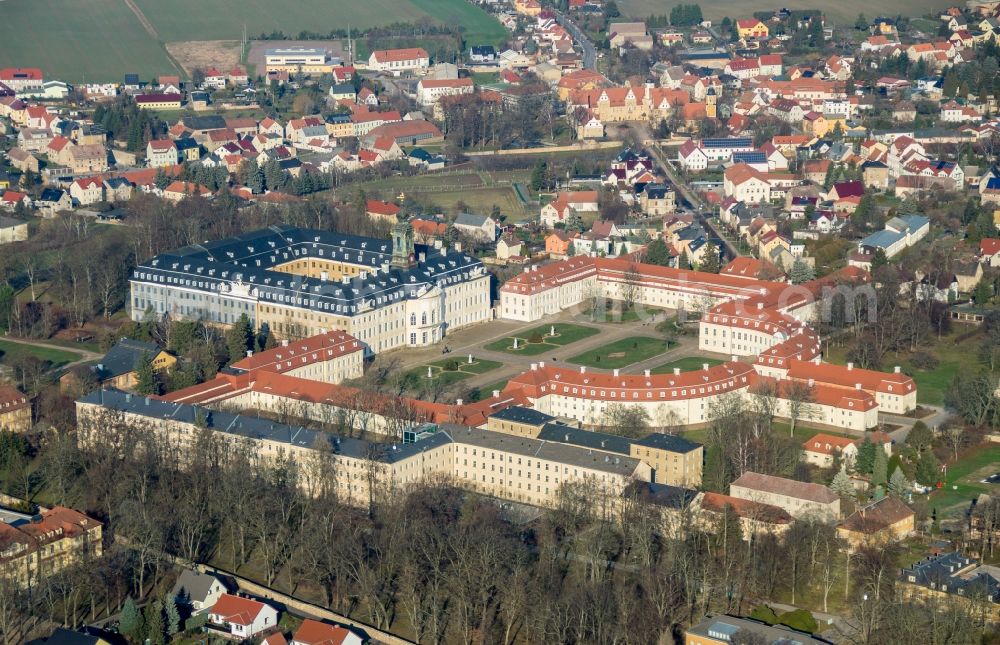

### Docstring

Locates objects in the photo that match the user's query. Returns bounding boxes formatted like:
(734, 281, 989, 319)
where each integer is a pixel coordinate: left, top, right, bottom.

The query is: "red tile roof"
(293, 619, 356, 645)
(371, 48, 429, 63)
(209, 594, 270, 626)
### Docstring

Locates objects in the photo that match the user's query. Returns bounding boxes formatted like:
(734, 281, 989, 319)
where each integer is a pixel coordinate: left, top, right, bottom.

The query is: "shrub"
(528, 331, 544, 344)
(777, 609, 818, 634)
(443, 360, 459, 372)
(749, 605, 779, 625)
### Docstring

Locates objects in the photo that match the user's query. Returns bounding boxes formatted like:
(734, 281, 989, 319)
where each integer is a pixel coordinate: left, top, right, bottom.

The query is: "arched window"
(421, 312, 427, 325)
(410, 313, 416, 325)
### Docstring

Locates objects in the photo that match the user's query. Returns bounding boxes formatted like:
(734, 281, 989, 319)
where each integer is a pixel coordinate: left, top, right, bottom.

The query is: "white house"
(171, 569, 227, 615)
(208, 594, 278, 639)
(147, 140, 178, 168)
(368, 48, 430, 74)
(292, 619, 364, 645)
(416, 78, 474, 107)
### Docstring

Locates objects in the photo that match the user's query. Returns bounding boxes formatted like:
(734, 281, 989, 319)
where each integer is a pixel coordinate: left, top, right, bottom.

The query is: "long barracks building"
(129, 224, 491, 354)
(499, 256, 915, 430)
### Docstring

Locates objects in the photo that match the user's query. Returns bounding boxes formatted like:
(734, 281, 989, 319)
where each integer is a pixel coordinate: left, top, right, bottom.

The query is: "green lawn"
(927, 444, 1000, 516)
(0, 340, 82, 368)
(0, 0, 179, 81)
(681, 422, 850, 446)
(652, 356, 724, 374)
(402, 357, 502, 389)
(483, 324, 600, 356)
(568, 337, 673, 370)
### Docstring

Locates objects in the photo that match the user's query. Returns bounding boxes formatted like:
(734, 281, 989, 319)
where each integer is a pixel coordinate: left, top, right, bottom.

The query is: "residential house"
(0, 385, 31, 432)
(640, 183, 676, 215)
(540, 191, 599, 227)
(453, 213, 497, 241)
(35, 188, 71, 217)
(838, 496, 915, 548)
(608, 22, 654, 50)
(0, 192, 30, 213)
(736, 19, 769, 40)
(171, 569, 228, 615)
(162, 181, 212, 203)
(981, 238, 1000, 267)
(416, 78, 474, 107)
(146, 140, 178, 167)
(94, 338, 176, 389)
(723, 165, 771, 203)
(365, 199, 401, 223)
(496, 235, 524, 260)
(70, 177, 105, 206)
(207, 594, 279, 639)
(856, 215, 930, 259)
(65, 144, 109, 174)
(695, 492, 792, 539)
(545, 231, 576, 257)
(8, 148, 39, 173)
(469, 45, 498, 64)
(103, 177, 134, 202)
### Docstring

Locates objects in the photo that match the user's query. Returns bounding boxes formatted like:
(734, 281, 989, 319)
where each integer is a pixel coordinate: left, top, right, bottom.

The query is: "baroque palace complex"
(80, 229, 916, 510)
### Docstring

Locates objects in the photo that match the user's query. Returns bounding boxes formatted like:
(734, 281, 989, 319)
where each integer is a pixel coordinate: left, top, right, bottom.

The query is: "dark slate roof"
(643, 183, 672, 199)
(471, 45, 497, 57)
(171, 569, 225, 604)
(175, 138, 199, 151)
(44, 628, 107, 645)
(902, 552, 974, 587)
(79, 388, 454, 464)
(38, 188, 66, 203)
(97, 338, 162, 379)
(634, 432, 701, 453)
(489, 406, 554, 426)
(182, 115, 227, 131)
(133, 225, 487, 315)
(536, 423, 632, 455)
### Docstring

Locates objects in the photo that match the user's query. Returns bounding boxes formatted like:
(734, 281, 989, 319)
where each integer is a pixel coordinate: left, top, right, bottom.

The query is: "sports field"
(0, 0, 505, 82)
(0, 0, 180, 81)
(617, 0, 952, 24)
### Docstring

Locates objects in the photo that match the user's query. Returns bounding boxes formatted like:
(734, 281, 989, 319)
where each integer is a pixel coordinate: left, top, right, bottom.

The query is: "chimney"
(808, 378, 814, 387)
(381, 262, 389, 273)
(493, 390, 500, 398)
(455, 241, 462, 252)
(847, 362, 854, 370)
(855, 383, 862, 390)
(539, 361, 545, 368)
(281, 339, 289, 347)
(894, 365, 901, 373)
(757, 302, 763, 310)
(703, 363, 709, 371)
(523, 266, 530, 274)
(418, 252, 426, 263)
(673, 368, 681, 376)
(731, 355, 737, 361)
(456, 398, 463, 406)
(644, 369, 650, 377)
(613, 369, 620, 377)
(434, 239, 442, 249)
(580, 366, 586, 373)
(531, 362, 538, 371)
(246, 350, 253, 358)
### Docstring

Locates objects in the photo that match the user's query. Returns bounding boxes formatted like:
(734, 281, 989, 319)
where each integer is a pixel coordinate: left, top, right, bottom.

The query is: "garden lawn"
(403, 357, 502, 388)
(568, 337, 673, 369)
(483, 324, 599, 356)
(0, 340, 82, 368)
(470, 379, 511, 402)
(652, 356, 723, 374)
(927, 444, 1000, 516)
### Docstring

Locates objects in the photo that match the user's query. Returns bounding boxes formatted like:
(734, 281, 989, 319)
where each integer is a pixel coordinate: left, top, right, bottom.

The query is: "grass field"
(0, 0, 179, 81)
(483, 323, 600, 356)
(0, 340, 82, 369)
(0, 0, 504, 82)
(135, 0, 505, 44)
(403, 357, 502, 389)
(927, 444, 1000, 516)
(617, 0, 953, 24)
(568, 337, 673, 370)
(652, 356, 724, 374)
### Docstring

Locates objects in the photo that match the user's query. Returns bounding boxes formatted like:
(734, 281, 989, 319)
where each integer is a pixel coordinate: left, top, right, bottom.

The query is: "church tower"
(391, 218, 416, 269)
(706, 86, 718, 119)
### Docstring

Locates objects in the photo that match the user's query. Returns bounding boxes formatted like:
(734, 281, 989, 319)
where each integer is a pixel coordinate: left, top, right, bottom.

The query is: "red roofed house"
(736, 19, 769, 40)
(540, 191, 599, 227)
(162, 181, 211, 203)
(696, 491, 792, 539)
(203, 68, 227, 90)
(1, 190, 30, 213)
(980, 238, 1000, 267)
(0, 68, 44, 92)
(803, 431, 892, 468)
(291, 619, 363, 645)
(366, 199, 401, 223)
(70, 177, 106, 206)
(208, 594, 279, 639)
(367, 48, 430, 74)
(147, 139, 178, 167)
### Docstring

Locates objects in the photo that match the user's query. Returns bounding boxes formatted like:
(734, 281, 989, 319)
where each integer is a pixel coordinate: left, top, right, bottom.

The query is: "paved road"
(880, 405, 950, 443)
(556, 10, 597, 70)
(627, 124, 743, 259)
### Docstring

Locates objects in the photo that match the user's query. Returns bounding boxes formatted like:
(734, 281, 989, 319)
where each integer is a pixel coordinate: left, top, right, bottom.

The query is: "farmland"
(0, 0, 505, 82)
(0, 0, 179, 81)
(617, 0, 953, 24)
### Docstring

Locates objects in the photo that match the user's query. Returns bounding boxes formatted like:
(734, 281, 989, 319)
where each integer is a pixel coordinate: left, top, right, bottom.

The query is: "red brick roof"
(700, 492, 791, 523)
(230, 331, 362, 375)
(366, 199, 401, 216)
